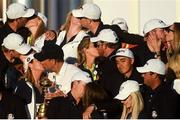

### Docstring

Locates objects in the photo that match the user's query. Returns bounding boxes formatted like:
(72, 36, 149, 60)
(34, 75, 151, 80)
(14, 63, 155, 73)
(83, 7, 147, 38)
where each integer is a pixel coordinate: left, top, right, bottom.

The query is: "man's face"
(154, 28, 166, 43)
(40, 59, 54, 72)
(95, 41, 104, 56)
(73, 80, 86, 98)
(142, 72, 153, 87)
(115, 56, 133, 75)
(80, 17, 90, 29)
(18, 17, 28, 27)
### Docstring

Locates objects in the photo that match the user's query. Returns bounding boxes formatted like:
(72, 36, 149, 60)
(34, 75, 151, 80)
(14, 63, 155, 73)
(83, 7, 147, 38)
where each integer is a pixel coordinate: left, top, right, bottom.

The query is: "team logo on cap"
(19, 40, 24, 46)
(120, 86, 124, 92)
(113, 32, 119, 42)
(117, 22, 125, 25)
(159, 20, 163, 24)
(118, 49, 125, 53)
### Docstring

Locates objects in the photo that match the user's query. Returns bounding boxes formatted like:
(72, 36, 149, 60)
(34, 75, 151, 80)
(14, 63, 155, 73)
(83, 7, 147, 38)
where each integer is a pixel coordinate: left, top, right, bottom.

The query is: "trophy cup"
(37, 76, 52, 119)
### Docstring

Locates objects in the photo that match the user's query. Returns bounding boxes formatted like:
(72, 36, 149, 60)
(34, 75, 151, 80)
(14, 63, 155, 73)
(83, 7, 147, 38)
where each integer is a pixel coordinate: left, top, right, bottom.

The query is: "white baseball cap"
(72, 9, 84, 18)
(2, 33, 32, 55)
(111, 17, 128, 32)
(90, 29, 119, 43)
(115, 80, 139, 100)
(37, 12, 47, 27)
(72, 71, 92, 84)
(111, 48, 134, 60)
(74, 3, 101, 20)
(6, 3, 35, 19)
(136, 59, 165, 75)
(143, 19, 168, 35)
(173, 79, 180, 95)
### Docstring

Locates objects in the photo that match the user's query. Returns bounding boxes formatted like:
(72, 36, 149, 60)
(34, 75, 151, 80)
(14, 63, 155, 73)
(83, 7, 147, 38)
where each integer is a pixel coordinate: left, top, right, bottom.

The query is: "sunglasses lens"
(94, 43, 98, 48)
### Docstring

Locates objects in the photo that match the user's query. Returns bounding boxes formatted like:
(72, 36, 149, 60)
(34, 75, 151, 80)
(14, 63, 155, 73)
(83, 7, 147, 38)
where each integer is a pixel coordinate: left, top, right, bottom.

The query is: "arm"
(111, 25, 144, 45)
(45, 30, 57, 41)
(83, 99, 122, 119)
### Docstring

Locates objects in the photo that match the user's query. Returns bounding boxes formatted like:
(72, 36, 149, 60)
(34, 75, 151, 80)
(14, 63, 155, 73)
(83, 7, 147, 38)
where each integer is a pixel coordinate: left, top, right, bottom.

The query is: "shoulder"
(49, 96, 68, 105)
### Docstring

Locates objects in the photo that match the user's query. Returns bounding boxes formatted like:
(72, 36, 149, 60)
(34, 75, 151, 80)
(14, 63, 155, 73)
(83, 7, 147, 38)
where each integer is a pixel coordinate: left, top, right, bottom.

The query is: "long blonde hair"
(121, 91, 144, 119)
(168, 50, 180, 79)
(60, 12, 72, 32)
(173, 23, 180, 52)
(77, 36, 91, 65)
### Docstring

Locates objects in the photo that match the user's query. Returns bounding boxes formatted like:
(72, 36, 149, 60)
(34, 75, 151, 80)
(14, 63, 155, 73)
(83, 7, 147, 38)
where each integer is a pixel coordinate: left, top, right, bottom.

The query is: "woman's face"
(26, 17, 41, 28)
(28, 59, 44, 80)
(71, 16, 81, 26)
(121, 95, 132, 109)
(165, 25, 175, 48)
(85, 42, 100, 58)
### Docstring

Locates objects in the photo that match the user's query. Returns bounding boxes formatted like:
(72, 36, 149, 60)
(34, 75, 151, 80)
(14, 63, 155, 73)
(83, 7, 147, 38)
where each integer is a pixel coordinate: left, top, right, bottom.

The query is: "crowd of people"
(0, 2, 180, 119)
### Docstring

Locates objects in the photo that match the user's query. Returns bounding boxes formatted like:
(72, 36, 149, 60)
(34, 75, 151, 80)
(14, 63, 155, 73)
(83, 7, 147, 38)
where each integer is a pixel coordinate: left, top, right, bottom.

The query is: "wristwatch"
(154, 51, 161, 58)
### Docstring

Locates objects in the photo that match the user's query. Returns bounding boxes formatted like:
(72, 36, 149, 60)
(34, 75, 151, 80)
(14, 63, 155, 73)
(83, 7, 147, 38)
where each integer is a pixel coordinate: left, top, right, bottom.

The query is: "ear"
(131, 58, 134, 64)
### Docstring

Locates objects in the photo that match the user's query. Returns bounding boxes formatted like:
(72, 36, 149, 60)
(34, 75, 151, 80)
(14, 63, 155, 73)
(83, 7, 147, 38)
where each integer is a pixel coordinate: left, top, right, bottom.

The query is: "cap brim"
(114, 93, 128, 100)
(144, 24, 170, 35)
(110, 55, 117, 60)
(90, 37, 100, 43)
(34, 52, 46, 61)
(16, 44, 32, 55)
(136, 66, 149, 73)
(72, 9, 84, 18)
(22, 9, 35, 18)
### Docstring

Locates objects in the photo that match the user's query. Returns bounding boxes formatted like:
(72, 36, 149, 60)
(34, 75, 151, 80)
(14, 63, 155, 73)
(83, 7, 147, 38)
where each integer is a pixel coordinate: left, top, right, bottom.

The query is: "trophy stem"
(37, 76, 52, 119)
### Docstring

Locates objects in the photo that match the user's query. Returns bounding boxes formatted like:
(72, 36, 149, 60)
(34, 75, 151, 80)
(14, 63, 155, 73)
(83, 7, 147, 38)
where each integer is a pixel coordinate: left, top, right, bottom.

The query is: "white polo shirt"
(48, 62, 82, 94)
(56, 30, 87, 61)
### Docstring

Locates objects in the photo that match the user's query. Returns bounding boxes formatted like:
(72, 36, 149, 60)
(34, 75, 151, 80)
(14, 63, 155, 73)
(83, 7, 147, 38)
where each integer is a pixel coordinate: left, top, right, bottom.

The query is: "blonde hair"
(77, 36, 91, 65)
(173, 23, 180, 52)
(121, 91, 144, 119)
(28, 16, 46, 46)
(168, 50, 180, 78)
(60, 12, 72, 32)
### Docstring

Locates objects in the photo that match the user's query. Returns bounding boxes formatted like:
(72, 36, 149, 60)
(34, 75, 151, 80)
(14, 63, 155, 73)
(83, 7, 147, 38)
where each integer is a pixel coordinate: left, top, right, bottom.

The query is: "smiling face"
(115, 56, 134, 76)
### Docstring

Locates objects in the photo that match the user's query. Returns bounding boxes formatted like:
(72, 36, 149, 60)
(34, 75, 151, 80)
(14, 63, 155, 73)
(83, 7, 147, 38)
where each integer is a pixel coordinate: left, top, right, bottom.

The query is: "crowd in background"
(0, 2, 180, 119)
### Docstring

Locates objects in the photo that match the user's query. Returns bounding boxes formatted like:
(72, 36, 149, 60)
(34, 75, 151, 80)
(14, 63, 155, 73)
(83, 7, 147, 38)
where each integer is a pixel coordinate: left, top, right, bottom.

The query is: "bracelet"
(154, 52, 161, 58)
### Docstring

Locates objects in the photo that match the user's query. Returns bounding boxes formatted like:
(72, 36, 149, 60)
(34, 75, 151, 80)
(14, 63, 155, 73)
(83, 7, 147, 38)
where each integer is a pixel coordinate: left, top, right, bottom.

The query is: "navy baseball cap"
(34, 43, 64, 61)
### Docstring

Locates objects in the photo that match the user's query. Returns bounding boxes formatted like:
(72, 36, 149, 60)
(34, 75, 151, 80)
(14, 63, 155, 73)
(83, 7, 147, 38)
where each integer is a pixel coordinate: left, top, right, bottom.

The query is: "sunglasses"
(165, 27, 175, 33)
(93, 42, 101, 48)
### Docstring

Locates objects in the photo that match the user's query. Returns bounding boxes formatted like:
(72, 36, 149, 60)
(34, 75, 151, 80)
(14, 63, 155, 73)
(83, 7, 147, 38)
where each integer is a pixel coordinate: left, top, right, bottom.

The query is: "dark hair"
(105, 42, 120, 49)
(82, 82, 110, 109)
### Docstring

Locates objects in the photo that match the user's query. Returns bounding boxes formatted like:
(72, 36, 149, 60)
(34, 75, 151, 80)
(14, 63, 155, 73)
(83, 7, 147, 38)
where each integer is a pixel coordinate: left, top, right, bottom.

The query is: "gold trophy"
(37, 76, 52, 119)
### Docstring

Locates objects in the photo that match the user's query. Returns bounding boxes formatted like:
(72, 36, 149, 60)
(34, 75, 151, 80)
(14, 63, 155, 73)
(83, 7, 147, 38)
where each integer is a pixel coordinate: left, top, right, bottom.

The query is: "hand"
(45, 89, 65, 100)
(83, 105, 94, 119)
(147, 31, 161, 52)
(45, 30, 56, 40)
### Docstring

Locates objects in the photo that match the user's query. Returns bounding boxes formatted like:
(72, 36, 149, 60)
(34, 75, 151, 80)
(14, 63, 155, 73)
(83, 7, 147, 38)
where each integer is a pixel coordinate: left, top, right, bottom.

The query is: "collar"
(4, 22, 16, 33)
(67, 92, 78, 106)
(57, 62, 68, 77)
